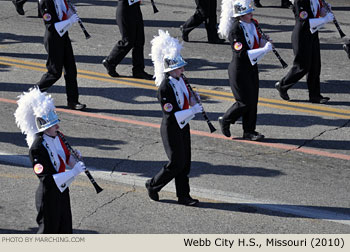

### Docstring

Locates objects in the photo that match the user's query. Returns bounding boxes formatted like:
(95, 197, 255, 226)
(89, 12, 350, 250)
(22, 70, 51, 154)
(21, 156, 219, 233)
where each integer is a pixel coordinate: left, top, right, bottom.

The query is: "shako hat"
(150, 30, 187, 86)
(218, 0, 255, 39)
(14, 86, 59, 147)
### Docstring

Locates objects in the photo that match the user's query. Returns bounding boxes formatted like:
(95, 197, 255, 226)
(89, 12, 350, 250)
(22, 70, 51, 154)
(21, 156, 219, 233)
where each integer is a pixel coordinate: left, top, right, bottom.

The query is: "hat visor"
(233, 8, 255, 17)
(38, 119, 60, 132)
(163, 61, 187, 73)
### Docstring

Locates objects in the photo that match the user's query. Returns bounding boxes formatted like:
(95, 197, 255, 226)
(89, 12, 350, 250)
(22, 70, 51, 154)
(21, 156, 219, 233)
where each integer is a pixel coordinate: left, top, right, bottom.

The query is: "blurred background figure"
(254, 0, 293, 8)
(12, 0, 28, 15)
(102, 0, 153, 80)
(180, 0, 225, 44)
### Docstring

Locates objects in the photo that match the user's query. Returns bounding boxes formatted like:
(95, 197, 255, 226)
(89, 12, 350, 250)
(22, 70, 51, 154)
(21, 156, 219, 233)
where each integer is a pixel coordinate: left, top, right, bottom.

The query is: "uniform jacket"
(157, 76, 191, 129)
(292, 0, 323, 37)
(39, 0, 68, 33)
(29, 133, 72, 233)
(228, 19, 261, 104)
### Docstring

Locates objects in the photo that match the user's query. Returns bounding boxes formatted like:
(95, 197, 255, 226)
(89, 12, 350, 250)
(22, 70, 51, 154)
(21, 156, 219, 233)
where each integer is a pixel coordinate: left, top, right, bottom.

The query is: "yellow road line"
(1, 56, 349, 119)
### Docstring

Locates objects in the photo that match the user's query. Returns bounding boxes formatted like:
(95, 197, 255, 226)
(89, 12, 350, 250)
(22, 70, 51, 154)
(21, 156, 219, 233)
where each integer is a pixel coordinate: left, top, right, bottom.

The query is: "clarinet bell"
(151, 1, 159, 13)
(208, 122, 216, 133)
(94, 183, 103, 194)
(152, 5, 159, 13)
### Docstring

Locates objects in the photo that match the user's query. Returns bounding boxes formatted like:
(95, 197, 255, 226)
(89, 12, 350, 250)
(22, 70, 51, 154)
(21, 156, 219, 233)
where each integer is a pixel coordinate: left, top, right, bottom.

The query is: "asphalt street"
(0, 0, 350, 234)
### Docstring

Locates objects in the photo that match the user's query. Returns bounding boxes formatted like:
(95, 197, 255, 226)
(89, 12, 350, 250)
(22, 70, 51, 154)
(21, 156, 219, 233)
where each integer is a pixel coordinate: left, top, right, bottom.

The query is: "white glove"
(263, 41, 273, 53)
(324, 12, 334, 23)
(190, 103, 203, 114)
(69, 14, 79, 25)
(72, 161, 86, 176)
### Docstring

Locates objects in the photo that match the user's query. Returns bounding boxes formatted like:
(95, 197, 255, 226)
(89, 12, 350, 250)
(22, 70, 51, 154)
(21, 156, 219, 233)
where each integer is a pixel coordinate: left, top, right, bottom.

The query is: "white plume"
(218, 0, 235, 39)
(150, 30, 184, 86)
(14, 87, 56, 147)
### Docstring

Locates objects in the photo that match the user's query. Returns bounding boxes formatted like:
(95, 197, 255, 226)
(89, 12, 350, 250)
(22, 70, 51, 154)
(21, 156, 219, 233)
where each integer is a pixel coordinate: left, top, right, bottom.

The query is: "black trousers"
(106, 1, 145, 74)
(37, 32, 79, 103)
(222, 62, 259, 133)
(181, 0, 220, 41)
(149, 124, 191, 198)
(281, 0, 290, 5)
(36, 185, 73, 234)
(279, 32, 321, 99)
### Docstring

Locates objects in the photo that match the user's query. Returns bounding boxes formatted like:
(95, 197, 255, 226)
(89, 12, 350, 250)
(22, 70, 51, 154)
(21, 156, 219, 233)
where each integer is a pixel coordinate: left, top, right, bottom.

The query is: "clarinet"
(57, 131, 103, 194)
(252, 20, 288, 69)
(67, 1, 91, 39)
(320, 0, 346, 38)
(182, 74, 216, 133)
(150, 0, 159, 13)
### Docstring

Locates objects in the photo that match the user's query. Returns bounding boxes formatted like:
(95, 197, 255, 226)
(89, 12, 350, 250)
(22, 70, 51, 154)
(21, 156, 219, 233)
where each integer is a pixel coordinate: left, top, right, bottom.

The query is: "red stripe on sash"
(58, 155, 66, 173)
(58, 134, 71, 163)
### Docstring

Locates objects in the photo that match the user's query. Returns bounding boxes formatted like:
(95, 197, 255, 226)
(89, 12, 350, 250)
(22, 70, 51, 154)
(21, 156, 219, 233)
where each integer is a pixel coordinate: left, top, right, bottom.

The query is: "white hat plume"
(218, 0, 235, 39)
(150, 30, 184, 86)
(14, 86, 56, 147)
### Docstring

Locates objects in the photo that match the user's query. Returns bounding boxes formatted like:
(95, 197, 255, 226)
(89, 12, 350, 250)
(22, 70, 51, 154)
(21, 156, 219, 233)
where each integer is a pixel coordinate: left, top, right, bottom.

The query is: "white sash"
(240, 21, 259, 49)
(169, 76, 189, 110)
(310, 0, 320, 18)
(53, 0, 69, 21)
(42, 135, 67, 172)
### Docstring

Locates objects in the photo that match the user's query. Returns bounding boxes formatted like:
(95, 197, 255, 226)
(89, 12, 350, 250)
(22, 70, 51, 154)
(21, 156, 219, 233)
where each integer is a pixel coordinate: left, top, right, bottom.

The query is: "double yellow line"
(1, 56, 350, 119)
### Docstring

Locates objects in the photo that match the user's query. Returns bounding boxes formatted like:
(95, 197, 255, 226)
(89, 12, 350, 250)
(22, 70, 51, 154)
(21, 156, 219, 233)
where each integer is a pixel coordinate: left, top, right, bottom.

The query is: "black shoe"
(102, 58, 119, 77)
(343, 43, 350, 59)
(145, 179, 159, 201)
(281, 3, 293, 8)
(208, 37, 225, 44)
(178, 196, 199, 206)
(12, 0, 25, 15)
(254, 1, 263, 7)
(275, 82, 290, 101)
(309, 96, 330, 104)
(243, 131, 265, 141)
(180, 25, 189, 42)
(218, 116, 231, 137)
(67, 102, 86, 110)
(133, 71, 153, 80)
(281, 0, 293, 8)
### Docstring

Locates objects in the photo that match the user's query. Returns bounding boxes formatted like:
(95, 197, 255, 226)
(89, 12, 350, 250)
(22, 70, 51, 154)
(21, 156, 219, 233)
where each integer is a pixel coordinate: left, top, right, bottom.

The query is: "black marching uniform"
(181, 0, 224, 43)
(37, 0, 82, 107)
(104, 0, 149, 77)
(281, 0, 292, 8)
(147, 76, 192, 199)
(277, 0, 327, 102)
(220, 19, 261, 135)
(12, 0, 28, 15)
(29, 133, 72, 234)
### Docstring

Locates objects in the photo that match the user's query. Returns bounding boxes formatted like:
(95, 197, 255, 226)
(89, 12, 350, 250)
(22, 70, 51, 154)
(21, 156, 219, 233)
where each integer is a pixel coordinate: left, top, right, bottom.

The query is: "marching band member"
(180, 0, 225, 44)
(102, 0, 153, 80)
(217, 0, 272, 141)
(12, 0, 42, 17)
(145, 30, 203, 206)
(275, 0, 334, 104)
(14, 87, 86, 233)
(37, 0, 86, 110)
